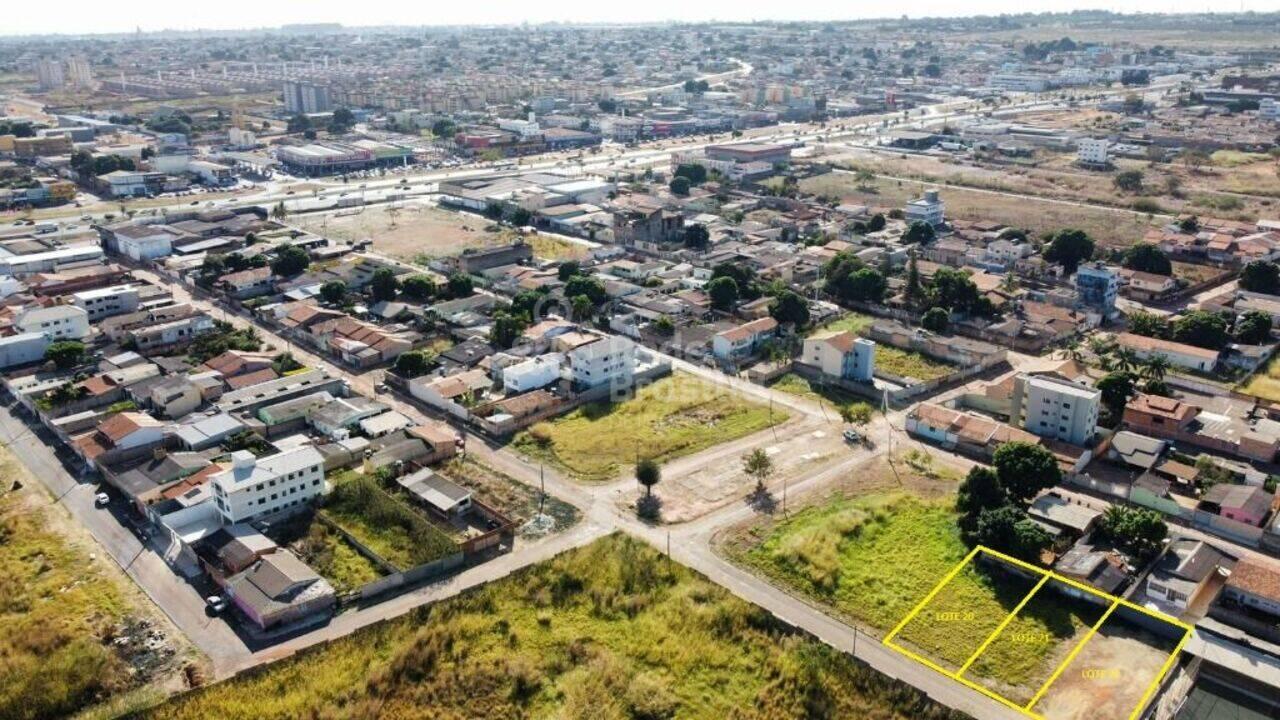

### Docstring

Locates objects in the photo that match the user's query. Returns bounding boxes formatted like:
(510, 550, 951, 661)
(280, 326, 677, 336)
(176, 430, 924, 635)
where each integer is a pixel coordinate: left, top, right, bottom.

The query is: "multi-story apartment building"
(1074, 263, 1119, 315)
(211, 447, 327, 524)
(1013, 373, 1101, 446)
(14, 304, 90, 340)
(565, 335, 635, 389)
(71, 284, 141, 322)
(802, 331, 875, 381)
(904, 190, 945, 228)
(283, 80, 333, 114)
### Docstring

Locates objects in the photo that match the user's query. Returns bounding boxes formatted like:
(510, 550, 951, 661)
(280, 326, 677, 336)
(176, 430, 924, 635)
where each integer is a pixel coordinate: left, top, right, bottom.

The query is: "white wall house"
(211, 447, 326, 524)
(112, 225, 176, 261)
(565, 336, 636, 389)
(15, 304, 90, 340)
(71, 284, 141, 321)
(803, 331, 874, 381)
(503, 353, 563, 394)
(0, 332, 51, 369)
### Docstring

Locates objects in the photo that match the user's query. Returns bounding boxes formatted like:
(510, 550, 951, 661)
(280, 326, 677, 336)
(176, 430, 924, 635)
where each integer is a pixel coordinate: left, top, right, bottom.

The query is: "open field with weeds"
(322, 473, 457, 570)
(285, 519, 384, 593)
(514, 372, 787, 482)
(0, 449, 197, 720)
(768, 372, 866, 407)
(1237, 354, 1280, 403)
(294, 202, 518, 261)
(142, 534, 970, 720)
(438, 456, 580, 536)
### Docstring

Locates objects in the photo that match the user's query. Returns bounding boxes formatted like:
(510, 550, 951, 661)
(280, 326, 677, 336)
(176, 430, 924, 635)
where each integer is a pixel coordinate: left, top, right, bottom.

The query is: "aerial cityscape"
(5, 9, 1280, 720)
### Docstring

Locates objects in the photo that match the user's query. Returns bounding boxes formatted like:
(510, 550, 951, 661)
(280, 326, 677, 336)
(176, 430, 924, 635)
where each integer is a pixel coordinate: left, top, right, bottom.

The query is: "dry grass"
(294, 203, 518, 261)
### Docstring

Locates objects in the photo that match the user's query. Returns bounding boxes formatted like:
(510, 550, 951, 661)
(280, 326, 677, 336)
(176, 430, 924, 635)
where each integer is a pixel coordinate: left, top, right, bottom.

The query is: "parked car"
(205, 595, 227, 614)
(842, 429, 862, 444)
(94, 492, 111, 506)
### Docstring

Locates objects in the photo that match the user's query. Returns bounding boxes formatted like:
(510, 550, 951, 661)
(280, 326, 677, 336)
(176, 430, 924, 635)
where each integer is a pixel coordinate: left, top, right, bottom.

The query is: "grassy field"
(322, 474, 457, 570)
(815, 312, 877, 336)
(528, 233, 593, 261)
(731, 492, 1101, 702)
(514, 372, 787, 482)
(802, 167, 1157, 248)
(142, 534, 969, 720)
(290, 520, 384, 593)
(1238, 355, 1280, 403)
(876, 345, 955, 382)
(295, 203, 518, 261)
(0, 450, 194, 720)
(769, 372, 866, 407)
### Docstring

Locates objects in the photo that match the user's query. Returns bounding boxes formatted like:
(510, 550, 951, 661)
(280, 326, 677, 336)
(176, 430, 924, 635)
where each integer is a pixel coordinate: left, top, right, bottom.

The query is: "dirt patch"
(1032, 618, 1180, 720)
(294, 201, 517, 261)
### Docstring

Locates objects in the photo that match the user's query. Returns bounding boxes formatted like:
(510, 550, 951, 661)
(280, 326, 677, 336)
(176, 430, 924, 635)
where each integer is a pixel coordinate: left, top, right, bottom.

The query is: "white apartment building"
(565, 336, 635, 389)
(1015, 374, 1101, 446)
(904, 190, 945, 228)
(1261, 98, 1280, 122)
(503, 353, 563, 393)
(1077, 138, 1110, 167)
(111, 224, 177, 261)
(14, 304, 90, 340)
(211, 447, 326, 524)
(71, 284, 141, 322)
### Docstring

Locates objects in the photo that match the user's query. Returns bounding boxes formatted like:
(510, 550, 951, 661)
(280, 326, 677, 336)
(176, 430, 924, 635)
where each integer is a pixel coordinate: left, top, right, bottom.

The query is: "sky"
(5, 0, 1280, 36)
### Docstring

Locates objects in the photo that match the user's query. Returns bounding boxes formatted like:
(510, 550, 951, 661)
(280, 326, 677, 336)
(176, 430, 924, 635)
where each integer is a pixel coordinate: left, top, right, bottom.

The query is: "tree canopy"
(1122, 244, 1172, 275)
(992, 442, 1062, 503)
(1043, 229, 1095, 274)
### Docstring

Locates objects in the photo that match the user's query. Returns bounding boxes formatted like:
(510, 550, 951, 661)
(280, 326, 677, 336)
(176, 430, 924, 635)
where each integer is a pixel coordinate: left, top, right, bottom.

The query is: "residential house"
(218, 266, 275, 300)
(12, 304, 90, 340)
(502, 353, 564, 393)
(71, 411, 167, 470)
(712, 317, 778, 363)
(1145, 538, 1232, 612)
(1222, 558, 1280, 619)
(1114, 333, 1219, 373)
(1199, 484, 1275, 527)
(409, 369, 491, 418)
(565, 335, 636, 390)
(223, 549, 335, 630)
(396, 468, 472, 519)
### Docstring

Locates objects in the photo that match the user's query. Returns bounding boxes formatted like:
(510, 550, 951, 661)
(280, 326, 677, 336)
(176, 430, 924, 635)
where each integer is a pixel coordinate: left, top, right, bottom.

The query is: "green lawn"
(514, 372, 787, 482)
(733, 493, 1100, 700)
(142, 535, 968, 720)
(322, 474, 457, 570)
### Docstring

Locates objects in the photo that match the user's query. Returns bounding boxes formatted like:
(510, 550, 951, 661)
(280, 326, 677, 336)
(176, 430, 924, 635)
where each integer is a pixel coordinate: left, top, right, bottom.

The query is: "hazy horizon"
(5, 1, 1280, 38)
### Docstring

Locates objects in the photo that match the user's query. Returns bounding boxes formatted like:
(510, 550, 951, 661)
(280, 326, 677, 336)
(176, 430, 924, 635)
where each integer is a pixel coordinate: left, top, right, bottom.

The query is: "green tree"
(44, 341, 86, 370)
(683, 224, 710, 251)
(929, 268, 987, 316)
(401, 275, 436, 301)
(674, 163, 708, 185)
(838, 402, 874, 426)
(393, 350, 434, 378)
(286, 114, 312, 133)
(1171, 310, 1230, 350)
(708, 276, 739, 311)
(489, 311, 527, 350)
(921, 307, 949, 333)
(653, 315, 675, 336)
(1240, 260, 1280, 295)
(446, 273, 474, 299)
(769, 290, 810, 327)
(1097, 371, 1136, 420)
(328, 107, 355, 133)
(370, 268, 400, 302)
(570, 294, 594, 322)
(270, 245, 310, 276)
(564, 275, 607, 305)
(636, 458, 661, 497)
(903, 220, 936, 245)
(971, 505, 1053, 561)
(1122, 244, 1172, 275)
(742, 448, 774, 492)
(1113, 169, 1145, 193)
(1127, 311, 1170, 339)
(905, 250, 924, 306)
(1098, 506, 1167, 562)
(992, 442, 1062, 503)
(557, 261, 581, 282)
(711, 263, 759, 300)
(956, 466, 1008, 527)
(1235, 309, 1274, 345)
(1043, 229, 1095, 274)
(319, 280, 347, 305)
(669, 176, 691, 196)
(1140, 354, 1171, 384)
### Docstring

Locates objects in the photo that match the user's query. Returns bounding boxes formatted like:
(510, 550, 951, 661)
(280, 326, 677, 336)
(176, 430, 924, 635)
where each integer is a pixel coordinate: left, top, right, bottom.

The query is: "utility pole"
(539, 463, 546, 518)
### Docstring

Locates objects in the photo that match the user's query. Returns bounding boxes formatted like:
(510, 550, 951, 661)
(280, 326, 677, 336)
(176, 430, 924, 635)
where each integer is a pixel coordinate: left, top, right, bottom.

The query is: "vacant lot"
(514, 372, 786, 482)
(807, 313, 955, 382)
(769, 372, 866, 407)
(437, 456, 580, 537)
(322, 473, 457, 570)
(727, 486, 967, 633)
(294, 202, 518, 261)
(143, 535, 969, 720)
(0, 449, 196, 720)
(1031, 613, 1183, 720)
(277, 516, 385, 594)
(817, 312, 877, 336)
(1238, 355, 1280, 403)
(803, 166, 1156, 247)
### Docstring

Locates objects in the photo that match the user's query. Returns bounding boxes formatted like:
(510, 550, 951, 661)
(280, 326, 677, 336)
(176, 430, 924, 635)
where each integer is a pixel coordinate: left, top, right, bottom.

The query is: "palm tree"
(1113, 347, 1139, 374)
(742, 448, 774, 492)
(1140, 354, 1170, 383)
(1057, 337, 1084, 363)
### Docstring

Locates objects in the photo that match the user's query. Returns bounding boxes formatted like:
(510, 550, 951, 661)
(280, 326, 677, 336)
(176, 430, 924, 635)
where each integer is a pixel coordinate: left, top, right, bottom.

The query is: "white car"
(206, 595, 228, 613)
(94, 492, 110, 506)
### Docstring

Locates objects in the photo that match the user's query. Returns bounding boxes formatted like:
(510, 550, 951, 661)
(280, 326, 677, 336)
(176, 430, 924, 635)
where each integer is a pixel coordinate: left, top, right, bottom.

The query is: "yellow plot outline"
(882, 545, 1193, 720)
